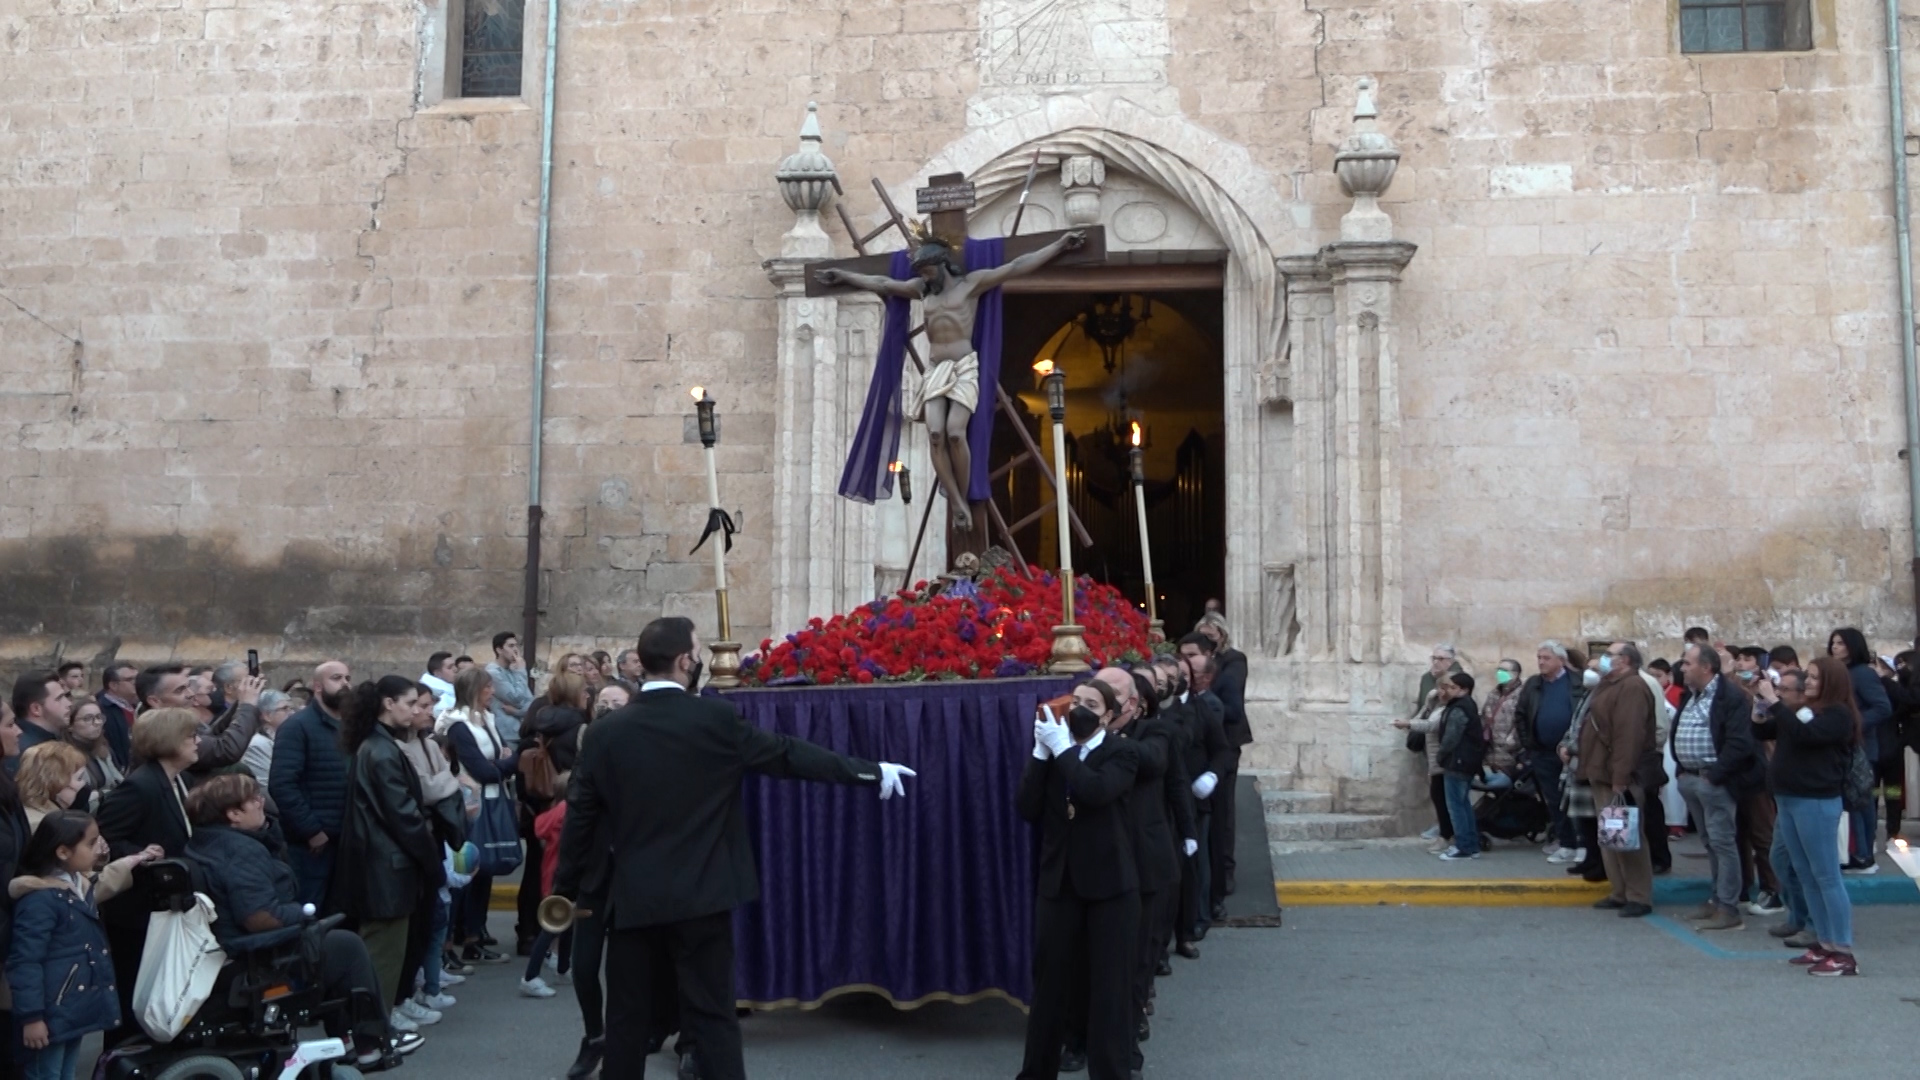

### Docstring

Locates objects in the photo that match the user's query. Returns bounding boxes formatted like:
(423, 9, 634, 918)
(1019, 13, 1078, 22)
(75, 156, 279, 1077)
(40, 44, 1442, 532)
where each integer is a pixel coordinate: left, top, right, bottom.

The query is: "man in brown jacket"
(1581, 641, 1658, 916)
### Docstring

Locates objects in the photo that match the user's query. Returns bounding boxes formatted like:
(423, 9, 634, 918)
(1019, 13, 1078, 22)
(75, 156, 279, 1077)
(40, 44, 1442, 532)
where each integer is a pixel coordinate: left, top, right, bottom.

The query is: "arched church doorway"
(991, 286, 1226, 632)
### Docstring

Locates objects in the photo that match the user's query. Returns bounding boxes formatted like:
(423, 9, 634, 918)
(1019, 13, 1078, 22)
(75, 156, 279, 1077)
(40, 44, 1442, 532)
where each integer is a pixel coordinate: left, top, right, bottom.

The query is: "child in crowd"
(6, 812, 162, 1080)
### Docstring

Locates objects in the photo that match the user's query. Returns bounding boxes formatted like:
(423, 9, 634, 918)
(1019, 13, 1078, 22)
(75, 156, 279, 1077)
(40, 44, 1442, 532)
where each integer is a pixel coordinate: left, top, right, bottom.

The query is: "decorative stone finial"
(1333, 76, 1400, 242)
(776, 103, 837, 214)
(775, 103, 837, 258)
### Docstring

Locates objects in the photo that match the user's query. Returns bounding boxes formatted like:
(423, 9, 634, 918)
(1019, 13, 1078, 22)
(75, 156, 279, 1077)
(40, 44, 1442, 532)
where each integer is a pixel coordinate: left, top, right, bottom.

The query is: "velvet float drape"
(721, 677, 1068, 1010)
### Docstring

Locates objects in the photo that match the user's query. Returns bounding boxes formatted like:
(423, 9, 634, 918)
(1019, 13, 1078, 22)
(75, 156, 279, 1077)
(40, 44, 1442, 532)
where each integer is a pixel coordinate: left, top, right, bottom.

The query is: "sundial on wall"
(979, 0, 1170, 90)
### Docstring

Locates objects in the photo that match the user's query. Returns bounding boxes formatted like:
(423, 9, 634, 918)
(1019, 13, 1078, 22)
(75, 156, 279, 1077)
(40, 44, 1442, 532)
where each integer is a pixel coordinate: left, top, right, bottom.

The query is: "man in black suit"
(1182, 620, 1252, 912)
(1017, 687, 1141, 1080)
(1160, 654, 1231, 951)
(554, 617, 916, 1080)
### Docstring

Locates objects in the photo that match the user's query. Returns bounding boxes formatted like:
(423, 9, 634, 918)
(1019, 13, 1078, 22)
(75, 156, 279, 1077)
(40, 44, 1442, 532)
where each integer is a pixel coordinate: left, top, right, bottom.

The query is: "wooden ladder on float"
(834, 172, 1093, 585)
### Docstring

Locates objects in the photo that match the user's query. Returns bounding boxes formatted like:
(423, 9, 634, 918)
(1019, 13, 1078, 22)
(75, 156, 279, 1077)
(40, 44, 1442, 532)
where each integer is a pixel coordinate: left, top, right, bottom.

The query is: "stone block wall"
(3, 0, 1919, 689)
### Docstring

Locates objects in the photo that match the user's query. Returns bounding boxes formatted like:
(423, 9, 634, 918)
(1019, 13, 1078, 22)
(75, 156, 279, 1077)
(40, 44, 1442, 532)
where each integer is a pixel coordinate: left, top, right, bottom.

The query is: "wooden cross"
(807, 172, 1099, 583)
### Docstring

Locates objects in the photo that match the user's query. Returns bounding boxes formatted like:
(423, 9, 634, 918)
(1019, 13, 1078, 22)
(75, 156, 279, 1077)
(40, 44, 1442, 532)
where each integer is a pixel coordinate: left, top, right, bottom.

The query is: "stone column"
(1273, 78, 1423, 817)
(765, 105, 876, 635)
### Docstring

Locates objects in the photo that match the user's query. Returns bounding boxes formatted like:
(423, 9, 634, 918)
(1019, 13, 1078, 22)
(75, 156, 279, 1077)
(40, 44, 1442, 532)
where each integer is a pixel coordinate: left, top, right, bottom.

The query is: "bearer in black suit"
(553, 617, 917, 1080)
(1017, 682, 1141, 1080)
(1157, 655, 1231, 953)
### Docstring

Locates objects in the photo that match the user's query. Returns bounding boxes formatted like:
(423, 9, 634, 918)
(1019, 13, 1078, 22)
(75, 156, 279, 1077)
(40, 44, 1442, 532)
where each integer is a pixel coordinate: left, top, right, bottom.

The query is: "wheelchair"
(98, 860, 388, 1080)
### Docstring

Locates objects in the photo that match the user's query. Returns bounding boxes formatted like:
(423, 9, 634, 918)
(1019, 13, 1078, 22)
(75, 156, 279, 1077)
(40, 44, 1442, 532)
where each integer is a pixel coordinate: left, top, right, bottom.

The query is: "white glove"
(1033, 717, 1055, 760)
(878, 762, 916, 800)
(1184, 838, 1198, 857)
(1039, 720, 1075, 758)
(1192, 771, 1218, 800)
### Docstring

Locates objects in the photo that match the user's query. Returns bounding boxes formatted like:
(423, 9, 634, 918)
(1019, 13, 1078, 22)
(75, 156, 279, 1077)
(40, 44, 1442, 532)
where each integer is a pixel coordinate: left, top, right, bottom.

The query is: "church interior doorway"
(990, 288, 1226, 633)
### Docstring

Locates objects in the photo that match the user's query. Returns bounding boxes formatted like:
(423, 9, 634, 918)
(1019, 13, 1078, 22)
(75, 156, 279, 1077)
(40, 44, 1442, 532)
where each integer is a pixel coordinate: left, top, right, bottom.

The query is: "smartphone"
(247, 649, 260, 678)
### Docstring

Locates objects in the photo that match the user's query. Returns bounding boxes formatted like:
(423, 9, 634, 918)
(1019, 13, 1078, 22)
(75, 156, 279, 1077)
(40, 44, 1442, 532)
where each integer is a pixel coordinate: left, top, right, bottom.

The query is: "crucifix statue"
(815, 224, 1084, 533)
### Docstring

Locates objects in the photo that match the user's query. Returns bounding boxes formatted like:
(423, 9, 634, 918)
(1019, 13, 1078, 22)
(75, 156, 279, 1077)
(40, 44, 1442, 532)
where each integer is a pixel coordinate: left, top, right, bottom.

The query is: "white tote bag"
(131, 893, 228, 1042)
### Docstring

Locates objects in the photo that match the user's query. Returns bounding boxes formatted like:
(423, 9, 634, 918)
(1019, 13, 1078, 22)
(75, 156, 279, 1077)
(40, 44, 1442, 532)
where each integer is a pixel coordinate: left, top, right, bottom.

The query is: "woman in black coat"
(330, 676, 444, 1013)
(95, 707, 203, 1046)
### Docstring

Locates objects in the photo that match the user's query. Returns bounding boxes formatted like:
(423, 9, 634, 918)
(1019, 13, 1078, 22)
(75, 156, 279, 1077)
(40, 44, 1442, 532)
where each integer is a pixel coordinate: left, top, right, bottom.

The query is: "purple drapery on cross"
(836, 238, 1005, 505)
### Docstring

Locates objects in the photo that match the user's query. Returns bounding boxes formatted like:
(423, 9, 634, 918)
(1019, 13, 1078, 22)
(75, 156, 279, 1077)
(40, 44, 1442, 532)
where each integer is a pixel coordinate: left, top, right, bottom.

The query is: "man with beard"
(270, 660, 354, 906)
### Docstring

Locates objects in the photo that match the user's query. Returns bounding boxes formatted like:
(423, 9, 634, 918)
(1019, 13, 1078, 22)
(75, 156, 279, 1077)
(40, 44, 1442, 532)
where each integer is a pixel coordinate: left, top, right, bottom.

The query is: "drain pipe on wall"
(522, 0, 561, 664)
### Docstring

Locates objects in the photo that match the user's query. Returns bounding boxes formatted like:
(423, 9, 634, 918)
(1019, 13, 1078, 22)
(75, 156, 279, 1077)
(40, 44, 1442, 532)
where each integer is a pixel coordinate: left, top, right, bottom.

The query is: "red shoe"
(1808, 952, 1858, 977)
(1788, 947, 1829, 966)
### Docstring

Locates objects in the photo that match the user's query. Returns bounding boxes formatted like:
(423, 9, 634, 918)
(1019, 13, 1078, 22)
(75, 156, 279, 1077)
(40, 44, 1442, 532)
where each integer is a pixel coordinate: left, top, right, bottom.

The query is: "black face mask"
(1067, 705, 1102, 741)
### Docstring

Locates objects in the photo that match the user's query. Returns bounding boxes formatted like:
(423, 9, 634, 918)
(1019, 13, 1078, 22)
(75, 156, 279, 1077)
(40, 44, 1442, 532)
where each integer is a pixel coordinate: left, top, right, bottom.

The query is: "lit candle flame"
(889, 461, 903, 473)
(689, 386, 705, 401)
(1130, 420, 1142, 447)
(1032, 359, 1054, 376)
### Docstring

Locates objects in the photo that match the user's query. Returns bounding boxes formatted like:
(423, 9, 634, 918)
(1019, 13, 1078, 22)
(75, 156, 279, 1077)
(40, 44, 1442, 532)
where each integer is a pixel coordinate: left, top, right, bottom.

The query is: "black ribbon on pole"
(691, 506, 737, 554)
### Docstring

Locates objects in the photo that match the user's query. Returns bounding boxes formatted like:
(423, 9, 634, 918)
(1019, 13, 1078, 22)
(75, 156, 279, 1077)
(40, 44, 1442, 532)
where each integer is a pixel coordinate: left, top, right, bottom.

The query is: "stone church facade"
(3, 0, 1916, 815)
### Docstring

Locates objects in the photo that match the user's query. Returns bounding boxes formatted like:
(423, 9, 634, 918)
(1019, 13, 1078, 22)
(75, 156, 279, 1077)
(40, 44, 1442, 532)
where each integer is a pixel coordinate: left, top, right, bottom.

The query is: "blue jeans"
(1849, 730, 1880, 861)
(1771, 826, 1809, 930)
(1777, 794, 1852, 948)
(424, 893, 451, 994)
(1529, 752, 1573, 849)
(1443, 773, 1480, 855)
(22, 1037, 81, 1080)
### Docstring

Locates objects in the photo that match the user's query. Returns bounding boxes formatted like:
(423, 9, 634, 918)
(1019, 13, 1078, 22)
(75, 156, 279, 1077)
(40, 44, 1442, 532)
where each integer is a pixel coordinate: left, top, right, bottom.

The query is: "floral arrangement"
(740, 565, 1151, 686)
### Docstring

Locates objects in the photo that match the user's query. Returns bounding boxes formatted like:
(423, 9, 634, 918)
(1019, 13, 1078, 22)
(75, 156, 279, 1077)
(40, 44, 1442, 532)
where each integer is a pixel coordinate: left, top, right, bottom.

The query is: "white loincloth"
(907, 351, 979, 421)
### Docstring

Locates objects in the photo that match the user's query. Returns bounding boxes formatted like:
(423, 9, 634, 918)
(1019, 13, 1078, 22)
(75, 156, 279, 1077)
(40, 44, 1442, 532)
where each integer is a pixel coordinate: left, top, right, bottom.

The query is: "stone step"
(1260, 789, 1334, 815)
(1261, 811, 1402, 843)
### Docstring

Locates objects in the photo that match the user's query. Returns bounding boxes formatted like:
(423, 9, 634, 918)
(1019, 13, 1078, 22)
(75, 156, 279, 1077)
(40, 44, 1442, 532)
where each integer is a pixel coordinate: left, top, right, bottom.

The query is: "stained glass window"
(1679, 0, 1811, 53)
(461, 0, 525, 98)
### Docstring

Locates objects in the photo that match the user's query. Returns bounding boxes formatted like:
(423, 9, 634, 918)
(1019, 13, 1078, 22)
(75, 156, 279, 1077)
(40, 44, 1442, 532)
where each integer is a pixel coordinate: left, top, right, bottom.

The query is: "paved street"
(385, 906, 1920, 1079)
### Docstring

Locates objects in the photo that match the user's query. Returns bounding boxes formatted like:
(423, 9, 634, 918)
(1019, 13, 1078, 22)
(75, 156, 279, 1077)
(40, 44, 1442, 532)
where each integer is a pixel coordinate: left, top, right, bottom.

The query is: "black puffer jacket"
(329, 724, 443, 921)
(186, 824, 306, 951)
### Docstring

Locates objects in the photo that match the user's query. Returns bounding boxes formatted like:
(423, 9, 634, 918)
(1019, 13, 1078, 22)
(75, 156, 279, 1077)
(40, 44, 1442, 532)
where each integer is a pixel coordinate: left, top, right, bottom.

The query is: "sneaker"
(463, 944, 510, 965)
(439, 969, 467, 986)
(418, 991, 457, 1010)
(520, 976, 559, 998)
(1789, 946, 1830, 965)
(1542, 841, 1560, 855)
(1783, 929, 1820, 949)
(397, 999, 442, 1025)
(1437, 849, 1480, 861)
(392, 1032, 426, 1056)
(1420, 825, 1441, 840)
(1546, 847, 1579, 864)
(1843, 860, 1880, 876)
(1745, 891, 1784, 916)
(389, 1011, 419, 1034)
(1684, 902, 1717, 921)
(1695, 909, 1745, 932)
(1768, 922, 1806, 939)
(1426, 839, 1452, 853)
(1807, 951, 1858, 977)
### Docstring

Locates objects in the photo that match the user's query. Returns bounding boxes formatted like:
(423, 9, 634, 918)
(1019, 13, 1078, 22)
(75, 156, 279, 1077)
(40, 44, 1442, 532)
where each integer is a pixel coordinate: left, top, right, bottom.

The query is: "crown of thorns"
(909, 219, 963, 271)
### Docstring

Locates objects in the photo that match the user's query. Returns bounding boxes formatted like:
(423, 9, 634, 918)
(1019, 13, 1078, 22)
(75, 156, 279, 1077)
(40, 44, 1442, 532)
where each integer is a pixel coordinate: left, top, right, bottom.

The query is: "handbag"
(469, 790, 523, 876)
(1845, 740, 1875, 808)
(131, 893, 227, 1042)
(1405, 728, 1426, 754)
(1598, 801, 1642, 852)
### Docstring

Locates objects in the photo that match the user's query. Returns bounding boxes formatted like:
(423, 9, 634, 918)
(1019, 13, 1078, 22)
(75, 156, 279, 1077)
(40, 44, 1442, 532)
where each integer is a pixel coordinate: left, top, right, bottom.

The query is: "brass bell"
(537, 894, 576, 934)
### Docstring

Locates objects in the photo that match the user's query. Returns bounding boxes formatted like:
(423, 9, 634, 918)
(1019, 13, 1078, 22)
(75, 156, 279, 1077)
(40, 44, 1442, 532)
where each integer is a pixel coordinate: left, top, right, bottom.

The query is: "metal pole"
(522, 0, 561, 664)
(1888, 0, 1920, 637)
